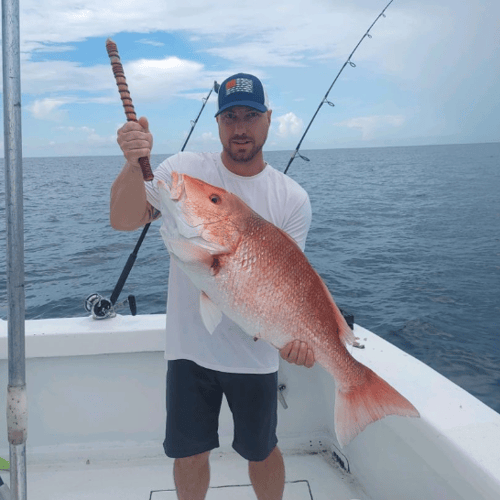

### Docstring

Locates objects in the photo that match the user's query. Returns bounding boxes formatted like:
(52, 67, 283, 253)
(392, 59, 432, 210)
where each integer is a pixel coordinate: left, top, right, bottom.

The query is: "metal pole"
(2, 0, 28, 498)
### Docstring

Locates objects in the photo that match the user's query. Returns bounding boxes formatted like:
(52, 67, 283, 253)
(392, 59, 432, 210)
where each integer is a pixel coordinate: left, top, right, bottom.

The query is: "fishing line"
(85, 39, 219, 319)
(283, 0, 396, 175)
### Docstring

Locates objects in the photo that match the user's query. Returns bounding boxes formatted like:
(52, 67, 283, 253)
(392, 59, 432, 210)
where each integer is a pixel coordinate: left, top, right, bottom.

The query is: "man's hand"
(117, 116, 153, 166)
(280, 340, 315, 368)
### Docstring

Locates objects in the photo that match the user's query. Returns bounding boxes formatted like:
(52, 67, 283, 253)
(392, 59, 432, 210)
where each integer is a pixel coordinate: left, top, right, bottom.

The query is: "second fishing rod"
(85, 39, 219, 319)
(284, 0, 396, 174)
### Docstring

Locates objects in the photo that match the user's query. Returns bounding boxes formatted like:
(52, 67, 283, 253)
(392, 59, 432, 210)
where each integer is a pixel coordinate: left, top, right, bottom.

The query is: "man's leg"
(174, 451, 211, 500)
(218, 370, 282, 498)
(164, 361, 224, 499)
(249, 446, 285, 500)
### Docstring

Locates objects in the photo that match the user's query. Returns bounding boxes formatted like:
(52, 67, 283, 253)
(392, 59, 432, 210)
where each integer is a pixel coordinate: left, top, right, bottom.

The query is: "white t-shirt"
(145, 152, 312, 374)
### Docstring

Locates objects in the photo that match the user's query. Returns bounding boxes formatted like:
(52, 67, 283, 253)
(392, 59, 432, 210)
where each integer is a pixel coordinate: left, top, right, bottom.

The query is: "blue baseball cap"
(215, 73, 269, 117)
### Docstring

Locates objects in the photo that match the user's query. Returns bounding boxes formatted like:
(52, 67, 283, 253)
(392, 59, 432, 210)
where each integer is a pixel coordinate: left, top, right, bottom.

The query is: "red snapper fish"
(157, 172, 419, 446)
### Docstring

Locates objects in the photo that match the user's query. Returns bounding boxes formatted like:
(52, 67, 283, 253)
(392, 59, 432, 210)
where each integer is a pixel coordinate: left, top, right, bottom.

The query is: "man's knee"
(248, 445, 280, 465)
(175, 450, 210, 468)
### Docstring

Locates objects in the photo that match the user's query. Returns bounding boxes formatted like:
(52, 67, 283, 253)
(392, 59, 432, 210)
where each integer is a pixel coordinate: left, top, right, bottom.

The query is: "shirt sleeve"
(144, 155, 177, 211)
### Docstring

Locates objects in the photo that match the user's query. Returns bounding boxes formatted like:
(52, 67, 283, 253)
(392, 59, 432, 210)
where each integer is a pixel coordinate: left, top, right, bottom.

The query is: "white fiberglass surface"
(8, 450, 369, 500)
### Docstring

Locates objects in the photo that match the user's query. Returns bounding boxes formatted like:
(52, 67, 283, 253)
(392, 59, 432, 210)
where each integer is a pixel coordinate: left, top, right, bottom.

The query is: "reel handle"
(84, 293, 137, 319)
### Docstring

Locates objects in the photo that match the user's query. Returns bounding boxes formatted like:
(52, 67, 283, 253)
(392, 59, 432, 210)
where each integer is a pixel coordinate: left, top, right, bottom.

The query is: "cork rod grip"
(106, 38, 154, 182)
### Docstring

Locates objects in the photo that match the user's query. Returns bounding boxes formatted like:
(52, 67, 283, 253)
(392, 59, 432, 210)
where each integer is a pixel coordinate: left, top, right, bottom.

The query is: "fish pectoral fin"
(199, 292, 223, 334)
(162, 236, 211, 264)
(191, 238, 230, 256)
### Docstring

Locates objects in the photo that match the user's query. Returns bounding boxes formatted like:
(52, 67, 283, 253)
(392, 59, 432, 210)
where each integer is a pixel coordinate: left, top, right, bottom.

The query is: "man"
(110, 73, 314, 500)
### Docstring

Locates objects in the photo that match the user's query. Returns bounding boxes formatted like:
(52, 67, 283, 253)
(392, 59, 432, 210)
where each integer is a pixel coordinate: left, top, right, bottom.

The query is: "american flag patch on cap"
(226, 78, 253, 96)
(215, 73, 267, 117)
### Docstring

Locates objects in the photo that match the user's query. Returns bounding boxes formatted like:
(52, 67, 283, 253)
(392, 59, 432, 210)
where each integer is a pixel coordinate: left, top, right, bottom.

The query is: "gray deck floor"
(3, 450, 371, 499)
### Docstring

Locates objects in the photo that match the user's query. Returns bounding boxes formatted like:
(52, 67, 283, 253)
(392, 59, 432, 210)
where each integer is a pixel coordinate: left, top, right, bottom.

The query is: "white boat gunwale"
(1, 314, 500, 499)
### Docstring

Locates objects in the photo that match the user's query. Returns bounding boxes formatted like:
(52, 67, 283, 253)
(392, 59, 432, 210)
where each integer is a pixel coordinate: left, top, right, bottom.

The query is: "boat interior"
(1, 315, 500, 499)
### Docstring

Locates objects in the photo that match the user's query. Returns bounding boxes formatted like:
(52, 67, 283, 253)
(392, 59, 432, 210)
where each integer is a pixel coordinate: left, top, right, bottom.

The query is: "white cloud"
(125, 57, 206, 101)
(275, 112, 303, 138)
(17, 57, 220, 106)
(27, 98, 69, 120)
(181, 91, 218, 102)
(16, 1, 499, 101)
(30, 44, 76, 54)
(49, 125, 116, 150)
(207, 43, 305, 68)
(180, 131, 220, 152)
(201, 132, 218, 142)
(17, 1, 418, 70)
(20, 61, 113, 94)
(15, 0, 499, 79)
(26, 96, 117, 121)
(137, 39, 165, 47)
(336, 115, 405, 140)
(83, 127, 116, 146)
(22, 53, 222, 97)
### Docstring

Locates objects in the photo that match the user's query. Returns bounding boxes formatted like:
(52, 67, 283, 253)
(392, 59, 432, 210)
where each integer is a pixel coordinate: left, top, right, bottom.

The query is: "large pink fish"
(158, 172, 419, 446)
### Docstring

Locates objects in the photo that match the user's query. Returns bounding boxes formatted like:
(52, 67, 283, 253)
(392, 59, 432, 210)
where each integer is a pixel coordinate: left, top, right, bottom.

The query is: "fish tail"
(334, 365, 419, 447)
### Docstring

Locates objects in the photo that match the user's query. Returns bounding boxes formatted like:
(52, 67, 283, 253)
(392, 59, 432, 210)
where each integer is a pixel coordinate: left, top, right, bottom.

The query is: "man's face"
(217, 106, 272, 163)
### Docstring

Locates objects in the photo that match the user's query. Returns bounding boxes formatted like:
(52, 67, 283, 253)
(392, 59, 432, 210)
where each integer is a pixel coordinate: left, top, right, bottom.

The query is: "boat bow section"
(344, 325, 500, 500)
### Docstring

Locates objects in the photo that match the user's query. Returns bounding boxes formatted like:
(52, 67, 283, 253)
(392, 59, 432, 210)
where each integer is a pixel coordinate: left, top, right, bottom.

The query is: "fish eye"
(210, 194, 221, 204)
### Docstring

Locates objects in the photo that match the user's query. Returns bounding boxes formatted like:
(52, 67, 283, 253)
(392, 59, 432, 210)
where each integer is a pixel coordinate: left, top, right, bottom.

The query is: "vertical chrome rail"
(2, 0, 28, 498)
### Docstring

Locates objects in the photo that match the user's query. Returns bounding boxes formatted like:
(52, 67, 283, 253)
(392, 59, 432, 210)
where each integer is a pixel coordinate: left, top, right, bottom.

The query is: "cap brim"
(215, 101, 268, 117)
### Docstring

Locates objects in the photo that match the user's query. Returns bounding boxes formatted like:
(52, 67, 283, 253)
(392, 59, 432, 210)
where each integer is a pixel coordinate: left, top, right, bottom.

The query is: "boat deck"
(2, 449, 370, 500)
(2, 318, 500, 499)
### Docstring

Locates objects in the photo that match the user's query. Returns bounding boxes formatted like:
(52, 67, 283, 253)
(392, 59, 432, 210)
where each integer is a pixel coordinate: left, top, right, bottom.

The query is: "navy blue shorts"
(164, 359, 278, 462)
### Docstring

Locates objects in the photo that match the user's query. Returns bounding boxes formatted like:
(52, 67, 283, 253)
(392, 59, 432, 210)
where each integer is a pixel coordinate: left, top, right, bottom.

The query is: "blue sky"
(1, 0, 499, 158)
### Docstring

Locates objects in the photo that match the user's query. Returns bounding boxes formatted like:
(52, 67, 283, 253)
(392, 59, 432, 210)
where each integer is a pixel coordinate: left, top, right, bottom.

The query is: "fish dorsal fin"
(200, 292, 223, 334)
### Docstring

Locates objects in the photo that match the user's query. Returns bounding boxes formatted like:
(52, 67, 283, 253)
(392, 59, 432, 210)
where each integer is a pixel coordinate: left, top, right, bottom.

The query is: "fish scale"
(158, 173, 419, 447)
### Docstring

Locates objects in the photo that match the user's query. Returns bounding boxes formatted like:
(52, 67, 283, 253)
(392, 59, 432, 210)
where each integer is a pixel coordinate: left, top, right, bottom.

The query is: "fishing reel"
(84, 293, 137, 320)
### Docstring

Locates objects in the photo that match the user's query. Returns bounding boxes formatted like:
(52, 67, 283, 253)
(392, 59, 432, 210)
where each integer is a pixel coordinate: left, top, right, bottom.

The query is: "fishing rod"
(283, 0, 396, 175)
(85, 40, 218, 319)
(181, 82, 220, 151)
(106, 38, 154, 181)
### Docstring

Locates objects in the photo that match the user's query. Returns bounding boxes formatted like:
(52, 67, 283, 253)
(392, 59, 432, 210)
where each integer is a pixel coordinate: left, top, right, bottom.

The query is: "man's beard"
(223, 137, 264, 163)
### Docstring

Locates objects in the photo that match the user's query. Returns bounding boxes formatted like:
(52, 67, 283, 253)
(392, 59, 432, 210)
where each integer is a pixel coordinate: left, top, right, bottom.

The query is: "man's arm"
(110, 117, 160, 231)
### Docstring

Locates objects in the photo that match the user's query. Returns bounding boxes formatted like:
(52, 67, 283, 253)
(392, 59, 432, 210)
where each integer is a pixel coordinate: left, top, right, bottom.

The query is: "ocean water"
(1, 143, 499, 414)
